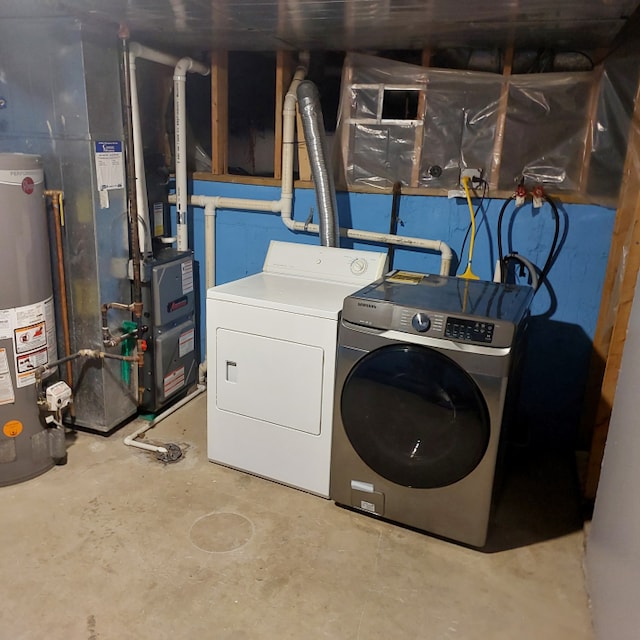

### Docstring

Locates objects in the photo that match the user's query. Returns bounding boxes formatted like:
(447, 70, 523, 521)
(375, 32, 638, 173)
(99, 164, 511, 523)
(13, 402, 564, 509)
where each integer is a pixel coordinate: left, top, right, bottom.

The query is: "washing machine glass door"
(341, 343, 490, 488)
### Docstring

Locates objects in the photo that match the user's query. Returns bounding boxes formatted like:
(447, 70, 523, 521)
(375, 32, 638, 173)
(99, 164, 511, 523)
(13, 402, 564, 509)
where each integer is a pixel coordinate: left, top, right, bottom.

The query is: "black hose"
(497, 195, 516, 273)
(496, 194, 560, 292)
(540, 195, 561, 285)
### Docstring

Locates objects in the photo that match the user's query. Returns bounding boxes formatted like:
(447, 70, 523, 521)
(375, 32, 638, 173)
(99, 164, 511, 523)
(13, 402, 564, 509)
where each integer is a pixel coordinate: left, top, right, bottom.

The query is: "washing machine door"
(340, 343, 490, 489)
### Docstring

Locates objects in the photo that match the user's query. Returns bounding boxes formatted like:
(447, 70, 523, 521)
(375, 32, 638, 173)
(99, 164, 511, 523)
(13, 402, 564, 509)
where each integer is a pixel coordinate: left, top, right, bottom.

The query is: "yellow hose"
(459, 176, 479, 280)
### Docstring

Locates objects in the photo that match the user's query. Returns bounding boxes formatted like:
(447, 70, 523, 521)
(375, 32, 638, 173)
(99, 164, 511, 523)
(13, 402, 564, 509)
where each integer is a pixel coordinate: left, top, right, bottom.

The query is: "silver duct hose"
(296, 80, 340, 248)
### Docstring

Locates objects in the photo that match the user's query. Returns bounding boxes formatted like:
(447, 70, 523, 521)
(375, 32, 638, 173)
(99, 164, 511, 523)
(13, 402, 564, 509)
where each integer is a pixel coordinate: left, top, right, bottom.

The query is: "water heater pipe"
(174, 57, 210, 251)
(44, 190, 73, 389)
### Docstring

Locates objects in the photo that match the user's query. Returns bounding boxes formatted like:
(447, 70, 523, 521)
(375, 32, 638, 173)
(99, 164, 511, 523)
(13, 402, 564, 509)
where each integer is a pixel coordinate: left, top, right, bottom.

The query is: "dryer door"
(340, 343, 490, 488)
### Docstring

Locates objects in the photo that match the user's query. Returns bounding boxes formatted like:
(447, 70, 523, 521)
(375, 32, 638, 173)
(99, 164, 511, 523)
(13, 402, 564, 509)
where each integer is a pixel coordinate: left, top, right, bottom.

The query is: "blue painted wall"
(184, 179, 615, 448)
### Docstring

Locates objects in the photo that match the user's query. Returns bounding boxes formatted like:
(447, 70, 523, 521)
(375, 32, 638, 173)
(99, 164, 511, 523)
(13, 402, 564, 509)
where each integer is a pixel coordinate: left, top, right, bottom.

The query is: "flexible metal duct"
(296, 80, 340, 248)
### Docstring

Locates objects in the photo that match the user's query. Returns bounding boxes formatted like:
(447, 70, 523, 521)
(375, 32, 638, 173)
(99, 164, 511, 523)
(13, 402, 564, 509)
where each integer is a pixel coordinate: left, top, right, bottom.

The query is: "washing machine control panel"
(411, 312, 431, 333)
(444, 317, 495, 343)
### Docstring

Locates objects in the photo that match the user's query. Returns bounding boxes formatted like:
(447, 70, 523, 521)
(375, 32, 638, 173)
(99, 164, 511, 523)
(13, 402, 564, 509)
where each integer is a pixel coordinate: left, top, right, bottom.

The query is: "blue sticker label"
(95, 141, 122, 154)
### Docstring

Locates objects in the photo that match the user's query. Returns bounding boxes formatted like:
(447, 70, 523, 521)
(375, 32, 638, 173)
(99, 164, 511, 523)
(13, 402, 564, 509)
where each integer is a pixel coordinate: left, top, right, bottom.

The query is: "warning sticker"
(16, 346, 48, 374)
(0, 309, 14, 340)
(0, 349, 14, 406)
(153, 202, 165, 236)
(95, 140, 125, 191)
(14, 322, 46, 354)
(3, 420, 23, 438)
(385, 271, 425, 285)
(181, 261, 194, 295)
(164, 367, 185, 398)
(179, 328, 195, 358)
(15, 299, 46, 327)
(8, 297, 58, 389)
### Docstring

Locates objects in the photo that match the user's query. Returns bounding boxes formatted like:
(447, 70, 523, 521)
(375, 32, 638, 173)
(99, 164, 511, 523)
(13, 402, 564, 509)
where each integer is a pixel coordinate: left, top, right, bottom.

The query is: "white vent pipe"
(169, 53, 453, 278)
(174, 57, 210, 250)
(129, 44, 192, 255)
(128, 43, 209, 255)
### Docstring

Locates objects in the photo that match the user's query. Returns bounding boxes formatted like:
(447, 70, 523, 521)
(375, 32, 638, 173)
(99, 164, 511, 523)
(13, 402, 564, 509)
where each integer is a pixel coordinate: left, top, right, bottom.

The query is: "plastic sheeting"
(335, 52, 637, 203)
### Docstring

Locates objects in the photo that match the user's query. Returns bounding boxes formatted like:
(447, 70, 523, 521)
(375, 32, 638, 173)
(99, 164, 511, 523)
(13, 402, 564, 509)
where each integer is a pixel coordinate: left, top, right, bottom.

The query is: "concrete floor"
(0, 393, 593, 639)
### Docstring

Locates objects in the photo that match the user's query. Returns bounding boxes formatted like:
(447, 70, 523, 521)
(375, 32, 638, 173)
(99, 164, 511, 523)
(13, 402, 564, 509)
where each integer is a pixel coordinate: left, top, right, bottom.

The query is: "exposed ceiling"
(2, 0, 640, 56)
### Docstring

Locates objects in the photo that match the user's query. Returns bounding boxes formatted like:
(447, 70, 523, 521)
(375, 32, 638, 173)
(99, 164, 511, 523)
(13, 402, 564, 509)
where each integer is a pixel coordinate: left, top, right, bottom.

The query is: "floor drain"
(189, 512, 254, 553)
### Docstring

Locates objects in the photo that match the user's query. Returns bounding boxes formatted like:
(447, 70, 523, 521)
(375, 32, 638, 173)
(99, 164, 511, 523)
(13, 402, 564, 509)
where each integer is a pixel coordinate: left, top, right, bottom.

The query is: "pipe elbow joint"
(174, 57, 210, 79)
(439, 242, 454, 261)
(174, 57, 193, 79)
(298, 52, 311, 67)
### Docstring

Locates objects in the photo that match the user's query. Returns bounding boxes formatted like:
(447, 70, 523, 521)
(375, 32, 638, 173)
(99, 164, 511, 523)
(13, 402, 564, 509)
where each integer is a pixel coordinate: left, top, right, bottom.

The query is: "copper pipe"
(44, 190, 73, 390)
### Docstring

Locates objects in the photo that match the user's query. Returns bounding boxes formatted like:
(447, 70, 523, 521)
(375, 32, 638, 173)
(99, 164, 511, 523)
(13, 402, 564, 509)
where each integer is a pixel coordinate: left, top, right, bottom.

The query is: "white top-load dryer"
(207, 241, 388, 497)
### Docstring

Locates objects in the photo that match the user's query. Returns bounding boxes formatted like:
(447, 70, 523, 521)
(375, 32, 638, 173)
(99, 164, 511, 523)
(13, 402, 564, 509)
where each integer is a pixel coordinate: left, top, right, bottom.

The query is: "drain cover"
(156, 443, 182, 463)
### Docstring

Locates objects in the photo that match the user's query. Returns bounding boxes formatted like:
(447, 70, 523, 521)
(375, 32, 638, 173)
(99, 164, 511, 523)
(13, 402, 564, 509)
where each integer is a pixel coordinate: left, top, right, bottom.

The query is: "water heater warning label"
(0, 348, 14, 406)
(16, 347, 48, 374)
(0, 297, 57, 388)
(14, 322, 46, 354)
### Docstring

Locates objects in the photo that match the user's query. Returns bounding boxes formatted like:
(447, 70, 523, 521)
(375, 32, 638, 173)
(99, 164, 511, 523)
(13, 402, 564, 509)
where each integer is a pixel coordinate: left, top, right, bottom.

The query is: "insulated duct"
(296, 80, 339, 248)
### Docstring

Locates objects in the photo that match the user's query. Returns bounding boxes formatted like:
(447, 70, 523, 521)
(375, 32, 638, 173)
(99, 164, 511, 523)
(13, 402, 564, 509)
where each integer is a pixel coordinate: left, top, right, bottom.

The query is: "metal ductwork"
(296, 80, 340, 248)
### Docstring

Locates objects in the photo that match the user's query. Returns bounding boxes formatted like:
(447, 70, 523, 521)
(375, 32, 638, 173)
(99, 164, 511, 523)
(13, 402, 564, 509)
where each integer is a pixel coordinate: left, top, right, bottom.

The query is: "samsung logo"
(357, 302, 377, 309)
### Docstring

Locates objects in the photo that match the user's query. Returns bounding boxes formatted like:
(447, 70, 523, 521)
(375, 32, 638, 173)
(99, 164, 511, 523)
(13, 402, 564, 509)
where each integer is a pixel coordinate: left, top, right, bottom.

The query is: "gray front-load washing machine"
(330, 272, 533, 547)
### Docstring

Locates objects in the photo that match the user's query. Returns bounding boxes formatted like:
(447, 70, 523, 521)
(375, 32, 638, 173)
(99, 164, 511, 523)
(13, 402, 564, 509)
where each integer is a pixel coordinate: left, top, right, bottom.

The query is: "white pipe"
(124, 384, 206, 454)
(174, 57, 210, 251)
(172, 192, 453, 276)
(130, 42, 180, 68)
(127, 43, 184, 256)
(204, 202, 216, 291)
(283, 219, 453, 276)
(128, 44, 183, 255)
(281, 62, 310, 219)
(168, 50, 452, 276)
(128, 52, 151, 256)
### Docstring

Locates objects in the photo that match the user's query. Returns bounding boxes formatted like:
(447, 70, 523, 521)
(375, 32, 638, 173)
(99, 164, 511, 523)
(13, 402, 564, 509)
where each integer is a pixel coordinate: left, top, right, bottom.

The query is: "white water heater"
(0, 153, 60, 485)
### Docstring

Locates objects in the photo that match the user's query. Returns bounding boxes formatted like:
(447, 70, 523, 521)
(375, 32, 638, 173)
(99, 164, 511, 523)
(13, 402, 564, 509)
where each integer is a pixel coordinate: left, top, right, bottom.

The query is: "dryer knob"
(350, 258, 368, 275)
(411, 313, 431, 333)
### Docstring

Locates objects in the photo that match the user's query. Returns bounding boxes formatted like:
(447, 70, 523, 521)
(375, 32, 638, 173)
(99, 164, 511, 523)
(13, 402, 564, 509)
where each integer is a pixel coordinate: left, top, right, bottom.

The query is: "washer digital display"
(445, 317, 494, 343)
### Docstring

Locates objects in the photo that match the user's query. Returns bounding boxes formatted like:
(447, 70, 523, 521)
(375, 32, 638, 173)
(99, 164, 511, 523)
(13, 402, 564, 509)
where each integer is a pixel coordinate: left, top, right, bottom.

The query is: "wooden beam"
(488, 44, 514, 190)
(296, 108, 312, 182)
(410, 49, 431, 187)
(583, 74, 640, 499)
(211, 50, 228, 175)
(578, 65, 605, 193)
